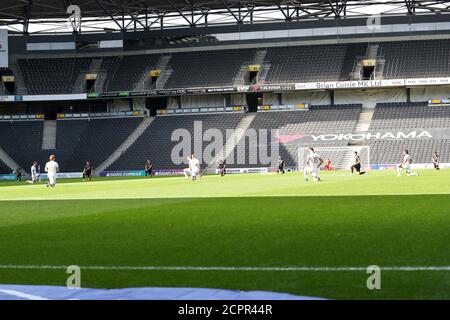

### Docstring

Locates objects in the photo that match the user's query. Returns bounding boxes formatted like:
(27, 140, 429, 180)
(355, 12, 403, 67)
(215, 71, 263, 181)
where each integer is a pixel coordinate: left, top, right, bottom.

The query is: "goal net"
(298, 146, 371, 172)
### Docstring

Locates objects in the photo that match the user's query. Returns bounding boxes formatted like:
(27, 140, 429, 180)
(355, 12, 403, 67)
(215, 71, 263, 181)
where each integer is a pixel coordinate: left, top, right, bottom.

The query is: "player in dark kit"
(83, 161, 93, 181)
(432, 152, 440, 170)
(277, 156, 285, 174)
(145, 160, 153, 177)
(15, 168, 23, 182)
(218, 160, 226, 177)
(350, 151, 366, 175)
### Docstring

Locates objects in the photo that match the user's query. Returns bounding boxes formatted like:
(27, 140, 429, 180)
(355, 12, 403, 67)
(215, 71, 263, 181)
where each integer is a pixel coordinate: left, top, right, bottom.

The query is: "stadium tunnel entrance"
(246, 93, 263, 112)
(146, 97, 168, 116)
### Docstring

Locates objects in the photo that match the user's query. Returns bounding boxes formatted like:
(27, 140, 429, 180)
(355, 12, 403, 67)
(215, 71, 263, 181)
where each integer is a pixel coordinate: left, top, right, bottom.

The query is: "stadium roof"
(1, 0, 450, 34)
(1, 1, 331, 19)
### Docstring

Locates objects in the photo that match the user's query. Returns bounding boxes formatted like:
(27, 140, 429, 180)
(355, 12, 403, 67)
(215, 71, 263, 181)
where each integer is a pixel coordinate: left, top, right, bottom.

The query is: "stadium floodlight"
(298, 145, 371, 172)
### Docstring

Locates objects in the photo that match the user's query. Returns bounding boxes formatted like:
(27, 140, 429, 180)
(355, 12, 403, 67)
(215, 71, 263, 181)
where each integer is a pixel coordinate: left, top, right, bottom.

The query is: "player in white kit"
(27, 161, 39, 184)
(396, 149, 418, 176)
(183, 156, 191, 178)
(189, 154, 200, 180)
(304, 147, 323, 182)
(183, 154, 201, 180)
(45, 155, 59, 187)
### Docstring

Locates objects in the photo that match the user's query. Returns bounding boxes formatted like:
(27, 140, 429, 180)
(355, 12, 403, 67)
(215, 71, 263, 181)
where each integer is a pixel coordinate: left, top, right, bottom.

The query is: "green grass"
(0, 170, 449, 299)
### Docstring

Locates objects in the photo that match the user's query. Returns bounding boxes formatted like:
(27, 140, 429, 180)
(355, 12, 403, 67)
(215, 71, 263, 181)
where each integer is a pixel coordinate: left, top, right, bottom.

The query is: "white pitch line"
(0, 289, 49, 300)
(0, 265, 449, 271)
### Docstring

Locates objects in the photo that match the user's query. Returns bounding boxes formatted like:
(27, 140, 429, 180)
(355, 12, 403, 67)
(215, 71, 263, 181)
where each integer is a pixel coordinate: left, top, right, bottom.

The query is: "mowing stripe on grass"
(0, 265, 449, 272)
(2, 191, 450, 201)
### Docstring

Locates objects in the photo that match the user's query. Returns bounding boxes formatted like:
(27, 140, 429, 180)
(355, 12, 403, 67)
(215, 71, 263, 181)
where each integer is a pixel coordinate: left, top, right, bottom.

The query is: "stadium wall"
(180, 95, 226, 108)
(280, 91, 331, 106)
(334, 89, 407, 108)
(109, 99, 132, 113)
(410, 87, 450, 102)
(230, 94, 247, 106)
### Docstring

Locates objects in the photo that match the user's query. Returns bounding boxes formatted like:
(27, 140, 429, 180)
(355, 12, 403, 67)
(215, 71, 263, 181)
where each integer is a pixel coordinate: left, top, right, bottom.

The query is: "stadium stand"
(0, 121, 47, 171)
(0, 68, 13, 77)
(0, 159, 11, 174)
(366, 101, 450, 165)
(107, 113, 245, 170)
(0, 100, 449, 173)
(0, 117, 142, 174)
(263, 45, 348, 83)
(164, 49, 256, 88)
(103, 55, 160, 92)
(0, 68, 15, 94)
(56, 117, 143, 172)
(14, 39, 450, 94)
(370, 102, 450, 129)
(229, 105, 362, 167)
(98, 56, 121, 91)
(339, 43, 369, 80)
(369, 139, 450, 165)
(380, 39, 450, 79)
(252, 105, 362, 133)
(18, 57, 92, 94)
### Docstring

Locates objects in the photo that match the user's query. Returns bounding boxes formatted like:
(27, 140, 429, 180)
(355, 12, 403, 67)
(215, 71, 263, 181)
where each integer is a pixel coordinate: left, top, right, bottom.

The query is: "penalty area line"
(0, 265, 449, 272)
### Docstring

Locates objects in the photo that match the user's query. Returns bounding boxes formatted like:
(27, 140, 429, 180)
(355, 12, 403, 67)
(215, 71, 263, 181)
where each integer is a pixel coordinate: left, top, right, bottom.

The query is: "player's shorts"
(305, 165, 318, 175)
(48, 174, 56, 186)
(191, 168, 200, 177)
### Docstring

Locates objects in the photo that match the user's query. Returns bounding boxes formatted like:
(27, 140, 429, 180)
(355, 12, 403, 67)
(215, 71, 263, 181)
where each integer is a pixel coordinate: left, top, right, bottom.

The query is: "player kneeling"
(183, 154, 201, 180)
(303, 147, 323, 182)
(350, 151, 366, 176)
(27, 161, 39, 184)
(45, 155, 59, 187)
(396, 149, 418, 177)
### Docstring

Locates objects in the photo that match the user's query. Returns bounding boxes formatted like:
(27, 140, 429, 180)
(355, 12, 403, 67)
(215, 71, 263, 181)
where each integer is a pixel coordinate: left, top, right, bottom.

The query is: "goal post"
(298, 146, 371, 172)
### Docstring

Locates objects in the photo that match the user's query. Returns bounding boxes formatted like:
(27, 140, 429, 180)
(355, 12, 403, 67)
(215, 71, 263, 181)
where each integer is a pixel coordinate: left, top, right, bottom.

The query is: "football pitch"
(0, 169, 449, 299)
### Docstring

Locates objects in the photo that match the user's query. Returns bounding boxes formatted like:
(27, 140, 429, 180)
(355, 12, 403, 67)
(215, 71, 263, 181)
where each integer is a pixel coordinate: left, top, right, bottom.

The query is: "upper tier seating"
(18, 57, 92, 94)
(380, 39, 450, 79)
(339, 43, 368, 81)
(165, 49, 255, 88)
(0, 68, 13, 77)
(370, 102, 450, 129)
(99, 56, 121, 92)
(104, 55, 160, 92)
(108, 113, 245, 170)
(16, 39, 450, 94)
(263, 45, 347, 83)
